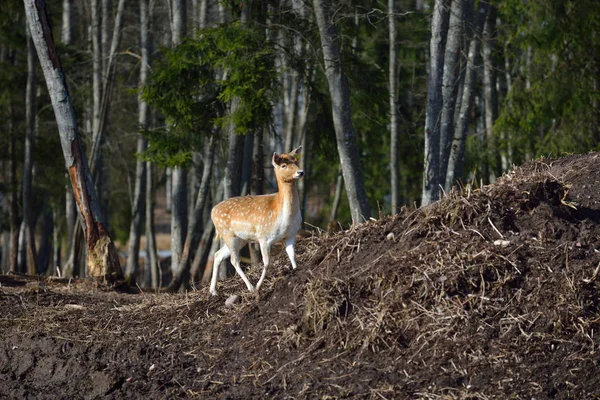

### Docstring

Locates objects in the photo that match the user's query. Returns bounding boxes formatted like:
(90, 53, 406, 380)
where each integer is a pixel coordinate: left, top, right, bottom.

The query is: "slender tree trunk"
(439, 0, 466, 182)
(62, 0, 75, 273)
(169, 0, 188, 277)
(145, 161, 160, 289)
(312, 0, 371, 224)
(328, 167, 344, 232)
(24, 0, 123, 281)
(125, 0, 152, 283)
(64, 185, 76, 269)
(91, 0, 102, 137)
(445, 0, 488, 190)
(199, 0, 208, 29)
(239, 133, 253, 196)
(389, 0, 401, 213)
(165, 168, 172, 213)
(37, 208, 53, 274)
(20, 26, 38, 275)
(422, 0, 449, 206)
(502, 38, 513, 169)
(166, 135, 216, 292)
(101, 0, 111, 77)
(50, 207, 61, 276)
(170, 167, 187, 273)
(190, 218, 215, 282)
(281, 27, 299, 152)
(252, 127, 265, 196)
(482, 5, 499, 182)
(61, 0, 73, 44)
(8, 119, 20, 273)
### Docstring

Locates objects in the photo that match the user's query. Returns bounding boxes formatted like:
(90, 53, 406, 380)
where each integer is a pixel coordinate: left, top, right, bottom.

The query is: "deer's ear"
(272, 152, 281, 167)
(290, 146, 302, 160)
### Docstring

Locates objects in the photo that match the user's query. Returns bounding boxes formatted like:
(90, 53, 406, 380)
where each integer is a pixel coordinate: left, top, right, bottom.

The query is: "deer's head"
(272, 146, 304, 183)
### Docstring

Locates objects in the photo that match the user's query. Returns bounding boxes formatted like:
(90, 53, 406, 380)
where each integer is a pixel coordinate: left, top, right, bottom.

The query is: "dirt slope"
(2, 153, 600, 399)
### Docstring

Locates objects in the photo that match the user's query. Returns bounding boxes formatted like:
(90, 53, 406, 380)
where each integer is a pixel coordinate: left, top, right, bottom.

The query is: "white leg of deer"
(284, 237, 298, 270)
(228, 237, 255, 292)
(210, 245, 230, 296)
(255, 240, 271, 291)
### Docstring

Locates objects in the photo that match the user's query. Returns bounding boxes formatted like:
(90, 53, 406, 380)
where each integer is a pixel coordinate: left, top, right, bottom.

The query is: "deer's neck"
(275, 179, 300, 216)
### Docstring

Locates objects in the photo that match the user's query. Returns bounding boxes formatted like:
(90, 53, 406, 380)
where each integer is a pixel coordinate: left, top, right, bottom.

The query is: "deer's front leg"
(284, 237, 298, 270)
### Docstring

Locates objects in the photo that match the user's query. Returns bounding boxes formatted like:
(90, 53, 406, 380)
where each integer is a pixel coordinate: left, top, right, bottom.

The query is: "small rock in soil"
(225, 295, 240, 307)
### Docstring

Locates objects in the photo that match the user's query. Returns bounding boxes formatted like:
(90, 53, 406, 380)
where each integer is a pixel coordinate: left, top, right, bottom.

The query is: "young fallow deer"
(209, 146, 304, 296)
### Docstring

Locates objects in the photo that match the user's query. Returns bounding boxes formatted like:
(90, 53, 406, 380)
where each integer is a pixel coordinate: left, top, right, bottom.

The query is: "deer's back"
(211, 194, 281, 242)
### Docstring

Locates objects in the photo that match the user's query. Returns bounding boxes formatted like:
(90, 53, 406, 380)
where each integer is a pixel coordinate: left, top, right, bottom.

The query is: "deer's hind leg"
(225, 236, 255, 293)
(255, 240, 271, 292)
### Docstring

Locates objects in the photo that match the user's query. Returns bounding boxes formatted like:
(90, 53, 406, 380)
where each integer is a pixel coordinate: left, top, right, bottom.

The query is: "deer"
(209, 146, 304, 296)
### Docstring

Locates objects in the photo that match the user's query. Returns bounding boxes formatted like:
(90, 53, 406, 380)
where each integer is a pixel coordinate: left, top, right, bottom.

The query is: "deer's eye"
(281, 164, 287, 168)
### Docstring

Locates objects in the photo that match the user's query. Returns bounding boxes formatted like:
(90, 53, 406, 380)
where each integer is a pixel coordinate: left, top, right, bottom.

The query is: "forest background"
(1, 0, 599, 289)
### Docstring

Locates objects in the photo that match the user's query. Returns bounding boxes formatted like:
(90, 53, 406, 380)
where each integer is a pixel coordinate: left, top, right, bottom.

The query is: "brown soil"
(2, 153, 600, 399)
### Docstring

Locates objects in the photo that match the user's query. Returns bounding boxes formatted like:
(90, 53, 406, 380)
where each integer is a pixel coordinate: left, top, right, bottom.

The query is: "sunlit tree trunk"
(445, 0, 488, 190)
(312, 0, 371, 224)
(439, 0, 467, 182)
(389, 0, 401, 213)
(422, 0, 449, 206)
(24, 0, 123, 281)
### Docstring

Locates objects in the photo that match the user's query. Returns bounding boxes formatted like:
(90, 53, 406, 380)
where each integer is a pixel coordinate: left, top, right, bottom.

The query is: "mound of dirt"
(2, 153, 600, 399)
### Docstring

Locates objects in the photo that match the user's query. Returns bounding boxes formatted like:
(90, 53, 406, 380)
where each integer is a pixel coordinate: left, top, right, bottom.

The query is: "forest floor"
(2, 153, 600, 399)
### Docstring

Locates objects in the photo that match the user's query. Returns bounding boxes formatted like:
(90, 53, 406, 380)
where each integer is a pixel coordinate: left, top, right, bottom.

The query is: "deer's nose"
(296, 170, 305, 178)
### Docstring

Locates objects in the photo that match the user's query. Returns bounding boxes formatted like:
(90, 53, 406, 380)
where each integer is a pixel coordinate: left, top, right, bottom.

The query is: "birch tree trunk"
(445, 0, 488, 190)
(312, 0, 371, 224)
(389, 0, 401, 213)
(125, 0, 152, 283)
(439, 0, 466, 182)
(422, 0, 449, 206)
(24, 0, 123, 281)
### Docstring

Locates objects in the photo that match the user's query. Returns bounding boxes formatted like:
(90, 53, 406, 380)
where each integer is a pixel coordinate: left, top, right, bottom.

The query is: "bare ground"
(2, 153, 600, 399)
